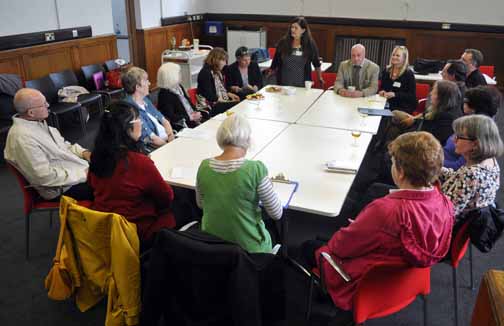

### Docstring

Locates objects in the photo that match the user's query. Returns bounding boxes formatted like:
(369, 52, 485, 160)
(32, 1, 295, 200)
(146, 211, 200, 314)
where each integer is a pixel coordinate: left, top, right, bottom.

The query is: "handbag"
(45, 209, 74, 300)
(106, 69, 122, 89)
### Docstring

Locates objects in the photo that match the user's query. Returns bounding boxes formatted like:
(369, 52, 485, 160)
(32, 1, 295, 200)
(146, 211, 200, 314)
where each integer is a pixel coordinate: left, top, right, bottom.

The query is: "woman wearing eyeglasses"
(440, 114, 503, 223)
(378, 46, 416, 113)
(88, 101, 176, 244)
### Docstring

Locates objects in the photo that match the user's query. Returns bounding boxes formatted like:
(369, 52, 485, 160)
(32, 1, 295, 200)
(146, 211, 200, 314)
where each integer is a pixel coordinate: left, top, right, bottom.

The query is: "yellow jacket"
(48, 196, 141, 326)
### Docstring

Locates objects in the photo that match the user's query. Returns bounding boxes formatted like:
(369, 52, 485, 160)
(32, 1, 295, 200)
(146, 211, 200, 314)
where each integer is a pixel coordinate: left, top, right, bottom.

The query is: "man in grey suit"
(334, 44, 379, 97)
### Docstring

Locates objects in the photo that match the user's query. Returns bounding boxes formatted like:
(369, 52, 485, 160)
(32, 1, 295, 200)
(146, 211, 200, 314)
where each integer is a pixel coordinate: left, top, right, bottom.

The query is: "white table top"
(414, 72, 497, 85)
(254, 124, 373, 217)
(258, 59, 332, 72)
(222, 85, 324, 123)
(150, 118, 289, 189)
(297, 91, 387, 134)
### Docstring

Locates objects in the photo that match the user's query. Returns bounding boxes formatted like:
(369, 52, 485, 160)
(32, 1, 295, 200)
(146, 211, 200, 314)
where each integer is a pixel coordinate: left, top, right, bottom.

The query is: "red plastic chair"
(479, 65, 495, 78)
(268, 47, 276, 59)
(306, 254, 430, 326)
(413, 83, 430, 116)
(7, 163, 91, 259)
(450, 219, 474, 326)
(311, 72, 337, 90)
(187, 87, 198, 106)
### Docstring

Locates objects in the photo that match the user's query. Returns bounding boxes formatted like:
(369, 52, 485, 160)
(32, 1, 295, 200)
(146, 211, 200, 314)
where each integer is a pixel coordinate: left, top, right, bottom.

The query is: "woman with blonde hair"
(197, 47, 239, 116)
(157, 62, 207, 131)
(379, 45, 416, 113)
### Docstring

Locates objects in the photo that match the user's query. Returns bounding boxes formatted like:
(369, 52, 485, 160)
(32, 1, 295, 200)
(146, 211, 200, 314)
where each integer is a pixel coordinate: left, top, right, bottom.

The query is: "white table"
(297, 91, 387, 134)
(254, 124, 373, 217)
(414, 72, 497, 85)
(223, 86, 324, 123)
(150, 118, 289, 189)
(258, 59, 332, 72)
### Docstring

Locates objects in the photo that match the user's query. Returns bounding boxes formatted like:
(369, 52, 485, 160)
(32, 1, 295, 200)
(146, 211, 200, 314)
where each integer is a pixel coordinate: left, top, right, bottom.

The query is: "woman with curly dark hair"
(269, 17, 324, 87)
(88, 101, 176, 243)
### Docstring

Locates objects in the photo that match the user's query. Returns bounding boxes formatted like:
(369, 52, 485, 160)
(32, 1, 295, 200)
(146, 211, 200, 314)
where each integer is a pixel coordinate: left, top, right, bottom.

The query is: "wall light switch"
(72, 29, 78, 37)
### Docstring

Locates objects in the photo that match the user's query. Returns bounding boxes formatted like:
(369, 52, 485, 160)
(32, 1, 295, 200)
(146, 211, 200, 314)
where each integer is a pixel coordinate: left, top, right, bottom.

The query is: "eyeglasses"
(454, 134, 476, 141)
(26, 101, 49, 111)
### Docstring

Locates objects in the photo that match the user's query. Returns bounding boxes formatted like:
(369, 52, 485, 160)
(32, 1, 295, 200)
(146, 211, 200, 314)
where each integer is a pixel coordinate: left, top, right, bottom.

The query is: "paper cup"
(305, 81, 313, 90)
(193, 38, 199, 51)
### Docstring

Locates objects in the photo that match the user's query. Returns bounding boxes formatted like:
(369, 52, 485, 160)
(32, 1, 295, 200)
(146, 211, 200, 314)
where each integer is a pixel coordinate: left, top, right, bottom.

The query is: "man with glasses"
(4, 88, 93, 201)
(334, 43, 379, 98)
(461, 48, 487, 88)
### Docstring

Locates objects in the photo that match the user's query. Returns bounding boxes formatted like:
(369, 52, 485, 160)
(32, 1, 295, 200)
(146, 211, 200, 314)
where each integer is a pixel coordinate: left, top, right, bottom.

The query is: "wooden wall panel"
(0, 34, 118, 82)
(136, 23, 202, 88)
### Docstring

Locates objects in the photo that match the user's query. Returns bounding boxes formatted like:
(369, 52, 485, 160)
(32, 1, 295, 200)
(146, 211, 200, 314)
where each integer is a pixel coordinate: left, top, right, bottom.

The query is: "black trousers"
(48, 182, 94, 202)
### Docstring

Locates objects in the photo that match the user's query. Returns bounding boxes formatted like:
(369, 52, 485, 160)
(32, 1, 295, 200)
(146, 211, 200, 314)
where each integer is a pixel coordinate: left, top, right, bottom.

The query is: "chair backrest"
(104, 59, 120, 72)
(268, 47, 276, 59)
(49, 69, 80, 91)
(187, 87, 198, 106)
(81, 64, 104, 90)
(92, 71, 105, 91)
(311, 72, 338, 90)
(451, 219, 471, 268)
(416, 83, 430, 101)
(26, 76, 59, 103)
(0, 93, 16, 123)
(479, 65, 495, 78)
(7, 162, 37, 216)
(353, 262, 431, 324)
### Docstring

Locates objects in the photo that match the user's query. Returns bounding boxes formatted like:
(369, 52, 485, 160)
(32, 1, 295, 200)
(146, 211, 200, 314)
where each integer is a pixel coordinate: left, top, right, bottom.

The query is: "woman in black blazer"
(157, 62, 208, 131)
(197, 47, 239, 116)
(226, 46, 263, 100)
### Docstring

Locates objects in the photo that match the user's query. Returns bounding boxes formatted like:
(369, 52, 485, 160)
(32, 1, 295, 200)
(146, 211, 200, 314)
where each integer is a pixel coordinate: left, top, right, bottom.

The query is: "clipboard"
(271, 179, 299, 209)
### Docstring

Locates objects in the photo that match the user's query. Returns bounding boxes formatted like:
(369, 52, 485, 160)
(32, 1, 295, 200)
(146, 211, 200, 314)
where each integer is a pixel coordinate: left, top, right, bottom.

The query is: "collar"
(388, 187, 438, 200)
(12, 115, 47, 127)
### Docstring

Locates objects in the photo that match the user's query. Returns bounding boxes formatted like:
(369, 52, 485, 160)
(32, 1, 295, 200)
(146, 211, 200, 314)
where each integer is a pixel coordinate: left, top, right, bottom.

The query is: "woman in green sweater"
(196, 114, 283, 253)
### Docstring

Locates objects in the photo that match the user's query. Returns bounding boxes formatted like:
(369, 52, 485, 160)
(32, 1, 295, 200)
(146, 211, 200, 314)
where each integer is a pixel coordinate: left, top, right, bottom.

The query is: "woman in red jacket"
(302, 131, 454, 320)
(88, 101, 176, 243)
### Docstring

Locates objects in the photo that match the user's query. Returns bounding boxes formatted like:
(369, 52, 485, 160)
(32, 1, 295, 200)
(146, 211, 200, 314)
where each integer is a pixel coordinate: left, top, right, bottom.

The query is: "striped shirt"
(195, 158, 283, 220)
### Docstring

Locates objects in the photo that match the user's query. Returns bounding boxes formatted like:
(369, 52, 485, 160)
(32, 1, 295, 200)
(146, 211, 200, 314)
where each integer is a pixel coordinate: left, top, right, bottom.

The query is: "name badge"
(393, 81, 401, 88)
(293, 49, 303, 56)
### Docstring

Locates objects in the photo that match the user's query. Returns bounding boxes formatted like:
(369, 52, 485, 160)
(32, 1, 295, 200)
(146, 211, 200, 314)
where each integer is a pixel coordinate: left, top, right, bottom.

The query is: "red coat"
(88, 151, 175, 241)
(316, 188, 454, 311)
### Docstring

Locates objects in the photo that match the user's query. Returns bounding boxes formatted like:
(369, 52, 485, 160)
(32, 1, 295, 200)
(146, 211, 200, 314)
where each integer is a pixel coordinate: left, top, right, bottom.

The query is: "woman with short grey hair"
(195, 114, 282, 253)
(156, 62, 205, 131)
(440, 114, 503, 221)
(122, 66, 175, 148)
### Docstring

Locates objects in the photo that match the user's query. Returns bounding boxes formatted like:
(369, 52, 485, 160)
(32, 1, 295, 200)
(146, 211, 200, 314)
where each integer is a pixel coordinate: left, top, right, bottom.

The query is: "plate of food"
(246, 93, 265, 100)
(265, 86, 282, 93)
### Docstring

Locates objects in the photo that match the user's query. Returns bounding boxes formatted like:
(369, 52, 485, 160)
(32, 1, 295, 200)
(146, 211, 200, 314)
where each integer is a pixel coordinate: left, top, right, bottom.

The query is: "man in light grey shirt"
(4, 88, 93, 201)
(334, 44, 380, 97)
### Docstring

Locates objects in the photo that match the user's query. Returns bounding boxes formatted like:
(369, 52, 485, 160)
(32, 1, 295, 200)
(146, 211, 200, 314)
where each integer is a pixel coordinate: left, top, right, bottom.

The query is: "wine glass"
(351, 130, 361, 147)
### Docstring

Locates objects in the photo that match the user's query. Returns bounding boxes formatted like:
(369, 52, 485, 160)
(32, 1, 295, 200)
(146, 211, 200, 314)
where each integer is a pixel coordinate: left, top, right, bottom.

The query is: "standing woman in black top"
(379, 45, 416, 113)
(269, 17, 324, 88)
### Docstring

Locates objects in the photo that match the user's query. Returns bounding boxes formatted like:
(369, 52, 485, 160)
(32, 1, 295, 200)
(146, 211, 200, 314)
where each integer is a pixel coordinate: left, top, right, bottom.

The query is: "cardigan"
(270, 39, 321, 85)
(157, 86, 198, 130)
(125, 95, 167, 144)
(315, 188, 454, 311)
(225, 61, 263, 90)
(88, 151, 176, 241)
(380, 68, 417, 113)
(197, 64, 224, 103)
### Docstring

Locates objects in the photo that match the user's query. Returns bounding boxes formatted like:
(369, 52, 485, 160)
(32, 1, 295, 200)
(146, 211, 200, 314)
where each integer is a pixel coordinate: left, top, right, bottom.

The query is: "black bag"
(413, 58, 446, 75)
(465, 205, 504, 253)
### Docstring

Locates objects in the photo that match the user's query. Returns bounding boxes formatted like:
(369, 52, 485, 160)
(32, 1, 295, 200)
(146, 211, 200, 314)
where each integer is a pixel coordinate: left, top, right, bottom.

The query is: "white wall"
(112, 0, 128, 35)
(134, 0, 207, 29)
(0, 0, 113, 37)
(207, 0, 504, 26)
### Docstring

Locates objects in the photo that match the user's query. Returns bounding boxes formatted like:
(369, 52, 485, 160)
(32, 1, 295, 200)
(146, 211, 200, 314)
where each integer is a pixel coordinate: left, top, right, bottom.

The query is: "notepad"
(176, 128, 212, 140)
(271, 180, 299, 208)
(358, 107, 393, 117)
(325, 160, 357, 174)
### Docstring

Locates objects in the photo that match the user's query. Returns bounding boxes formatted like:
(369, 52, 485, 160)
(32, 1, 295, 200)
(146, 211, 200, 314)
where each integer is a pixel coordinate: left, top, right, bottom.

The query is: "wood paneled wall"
(136, 23, 201, 88)
(0, 34, 118, 81)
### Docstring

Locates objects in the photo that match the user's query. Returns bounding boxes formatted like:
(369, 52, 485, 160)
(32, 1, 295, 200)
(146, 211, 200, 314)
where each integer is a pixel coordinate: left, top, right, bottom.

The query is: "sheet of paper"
(176, 128, 213, 140)
(170, 167, 197, 180)
(271, 181, 298, 208)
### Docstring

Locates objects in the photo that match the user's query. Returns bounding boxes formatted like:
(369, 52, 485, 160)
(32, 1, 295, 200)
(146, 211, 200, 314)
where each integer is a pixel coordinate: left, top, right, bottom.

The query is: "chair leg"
(305, 276, 315, 322)
(469, 245, 474, 290)
(25, 213, 30, 260)
(453, 267, 458, 326)
(422, 295, 428, 326)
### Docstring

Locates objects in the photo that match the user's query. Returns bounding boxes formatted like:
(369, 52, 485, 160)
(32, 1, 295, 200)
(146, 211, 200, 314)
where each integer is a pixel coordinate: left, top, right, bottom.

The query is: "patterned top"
(211, 71, 229, 101)
(440, 160, 500, 219)
(280, 48, 306, 87)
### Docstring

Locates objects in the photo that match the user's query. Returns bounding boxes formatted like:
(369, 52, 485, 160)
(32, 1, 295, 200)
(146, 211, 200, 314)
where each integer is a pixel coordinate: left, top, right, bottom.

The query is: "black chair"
(0, 94, 15, 163)
(103, 59, 121, 72)
(80, 64, 124, 105)
(25, 76, 85, 133)
(49, 69, 104, 117)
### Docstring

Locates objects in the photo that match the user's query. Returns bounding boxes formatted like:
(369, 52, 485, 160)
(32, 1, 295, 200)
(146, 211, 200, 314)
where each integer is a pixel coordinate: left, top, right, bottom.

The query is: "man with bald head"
(334, 44, 379, 97)
(4, 88, 93, 201)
